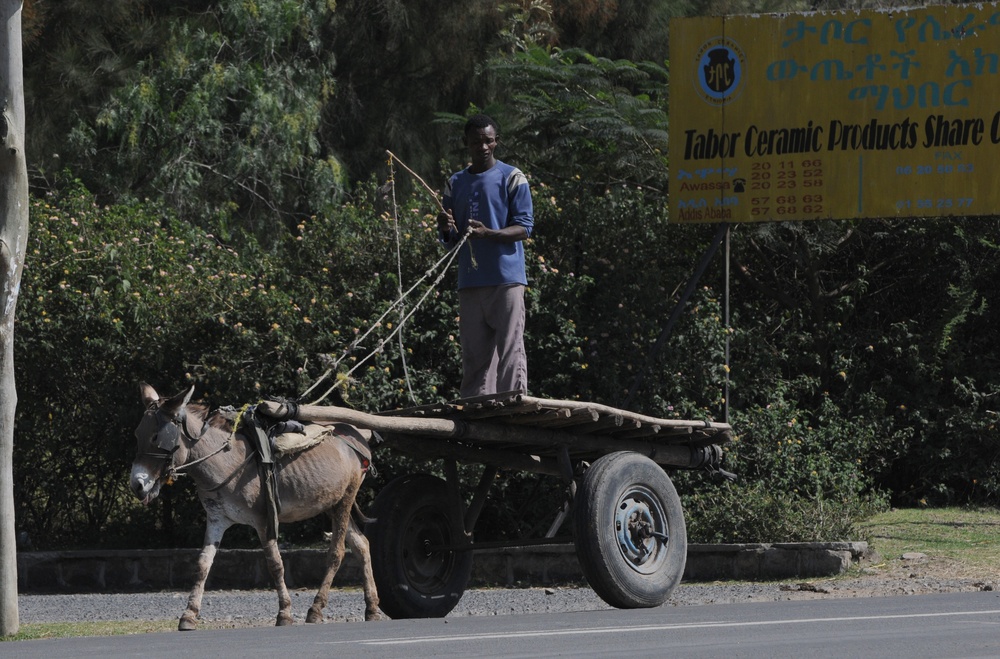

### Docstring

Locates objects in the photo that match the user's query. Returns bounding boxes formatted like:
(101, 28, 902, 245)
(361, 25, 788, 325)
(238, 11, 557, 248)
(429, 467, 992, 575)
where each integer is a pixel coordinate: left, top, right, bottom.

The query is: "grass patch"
(2, 618, 267, 641)
(857, 506, 1000, 578)
(3, 620, 176, 641)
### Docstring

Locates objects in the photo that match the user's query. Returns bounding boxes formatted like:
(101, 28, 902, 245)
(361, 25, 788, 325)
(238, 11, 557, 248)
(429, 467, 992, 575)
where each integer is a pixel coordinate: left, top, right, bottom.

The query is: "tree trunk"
(0, 0, 26, 637)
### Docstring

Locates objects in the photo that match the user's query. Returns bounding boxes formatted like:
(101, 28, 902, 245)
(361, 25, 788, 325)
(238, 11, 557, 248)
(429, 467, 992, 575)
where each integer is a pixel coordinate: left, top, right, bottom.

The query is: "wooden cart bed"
(261, 392, 731, 475)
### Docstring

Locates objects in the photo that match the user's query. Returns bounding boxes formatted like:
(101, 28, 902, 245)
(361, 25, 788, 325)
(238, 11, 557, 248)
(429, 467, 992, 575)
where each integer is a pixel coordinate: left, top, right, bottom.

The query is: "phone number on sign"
(750, 160, 824, 191)
(895, 198, 973, 210)
(751, 194, 824, 217)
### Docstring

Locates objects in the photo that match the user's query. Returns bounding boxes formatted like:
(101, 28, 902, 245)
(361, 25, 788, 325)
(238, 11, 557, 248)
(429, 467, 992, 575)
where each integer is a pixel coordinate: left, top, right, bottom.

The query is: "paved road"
(7, 591, 1000, 658)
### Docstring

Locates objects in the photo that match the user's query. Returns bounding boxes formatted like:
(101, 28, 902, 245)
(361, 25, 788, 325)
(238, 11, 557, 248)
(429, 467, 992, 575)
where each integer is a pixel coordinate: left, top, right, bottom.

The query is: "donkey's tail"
(352, 501, 376, 527)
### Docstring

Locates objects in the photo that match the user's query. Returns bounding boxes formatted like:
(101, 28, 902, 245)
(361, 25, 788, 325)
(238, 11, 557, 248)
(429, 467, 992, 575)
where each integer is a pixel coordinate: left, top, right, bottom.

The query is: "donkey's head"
(130, 383, 196, 505)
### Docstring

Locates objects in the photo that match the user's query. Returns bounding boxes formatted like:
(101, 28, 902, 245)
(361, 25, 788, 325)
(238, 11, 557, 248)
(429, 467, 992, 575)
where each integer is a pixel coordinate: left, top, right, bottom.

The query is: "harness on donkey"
(243, 401, 375, 540)
(135, 398, 374, 541)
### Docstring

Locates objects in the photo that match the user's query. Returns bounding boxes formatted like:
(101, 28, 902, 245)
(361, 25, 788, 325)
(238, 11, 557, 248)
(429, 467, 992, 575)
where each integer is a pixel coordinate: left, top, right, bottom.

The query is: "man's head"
(464, 114, 499, 173)
(464, 114, 499, 137)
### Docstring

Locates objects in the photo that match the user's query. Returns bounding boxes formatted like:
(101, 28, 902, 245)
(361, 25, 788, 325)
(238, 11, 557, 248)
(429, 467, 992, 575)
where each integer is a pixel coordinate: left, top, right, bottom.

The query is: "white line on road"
(349, 608, 1000, 647)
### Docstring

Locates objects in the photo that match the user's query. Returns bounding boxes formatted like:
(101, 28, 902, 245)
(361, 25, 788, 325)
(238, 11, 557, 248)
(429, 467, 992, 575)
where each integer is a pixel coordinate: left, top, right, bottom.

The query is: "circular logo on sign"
(694, 37, 746, 106)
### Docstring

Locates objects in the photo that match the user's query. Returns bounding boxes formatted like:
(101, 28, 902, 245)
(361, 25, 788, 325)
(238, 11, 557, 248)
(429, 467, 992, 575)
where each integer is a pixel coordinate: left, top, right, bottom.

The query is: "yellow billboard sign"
(669, 4, 1000, 223)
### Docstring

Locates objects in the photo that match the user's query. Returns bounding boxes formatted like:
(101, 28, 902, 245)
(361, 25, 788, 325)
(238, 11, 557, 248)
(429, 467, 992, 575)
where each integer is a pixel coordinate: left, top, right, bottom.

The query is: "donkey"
(129, 383, 381, 630)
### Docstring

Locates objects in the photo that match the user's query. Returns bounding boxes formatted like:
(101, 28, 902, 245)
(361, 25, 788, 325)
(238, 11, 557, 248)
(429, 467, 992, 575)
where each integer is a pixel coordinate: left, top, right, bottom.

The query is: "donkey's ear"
(162, 385, 196, 417)
(139, 382, 160, 408)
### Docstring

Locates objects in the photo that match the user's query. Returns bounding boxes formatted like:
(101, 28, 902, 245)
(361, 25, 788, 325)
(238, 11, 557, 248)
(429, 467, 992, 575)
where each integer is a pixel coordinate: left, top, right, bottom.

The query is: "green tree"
(65, 0, 344, 238)
(319, 0, 508, 183)
(551, 0, 686, 61)
(482, 45, 669, 192)
(24, 0, 207, 183)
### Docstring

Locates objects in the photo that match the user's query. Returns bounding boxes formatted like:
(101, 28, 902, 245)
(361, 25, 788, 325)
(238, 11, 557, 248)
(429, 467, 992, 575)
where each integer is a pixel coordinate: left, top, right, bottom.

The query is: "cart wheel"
(366, 473, 473, 619)
(573, 452, 687, 609)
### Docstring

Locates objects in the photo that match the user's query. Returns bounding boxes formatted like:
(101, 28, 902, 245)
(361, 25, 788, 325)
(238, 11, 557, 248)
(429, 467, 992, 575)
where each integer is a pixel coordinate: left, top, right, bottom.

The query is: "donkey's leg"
(179, 515, 230, 631)
(346, 516, 382, 621)
(257, 528, 294, 626)
(305, 499, 353, 624)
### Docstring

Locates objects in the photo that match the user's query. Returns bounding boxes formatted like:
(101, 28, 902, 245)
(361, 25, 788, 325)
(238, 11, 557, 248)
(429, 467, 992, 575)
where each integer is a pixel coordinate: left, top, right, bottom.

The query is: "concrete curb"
(479, 542, 871, 586)
(16, 542, 870, 594)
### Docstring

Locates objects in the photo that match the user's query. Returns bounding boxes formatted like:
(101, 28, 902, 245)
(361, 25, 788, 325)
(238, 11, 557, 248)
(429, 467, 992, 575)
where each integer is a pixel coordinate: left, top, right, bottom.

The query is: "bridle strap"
(167, 409, 236, 480)
(181, 410, 210, 443)
(141, 404, 257, 492)
(170, 410, 255, 491)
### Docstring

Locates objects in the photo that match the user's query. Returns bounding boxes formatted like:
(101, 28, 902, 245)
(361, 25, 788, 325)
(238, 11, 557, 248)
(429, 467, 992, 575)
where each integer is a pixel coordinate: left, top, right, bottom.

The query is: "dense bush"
(724, 219, 1000, 509)
(20, 171, 1000, 550)
(8, 175, 866, 549)
(680, 390, 891, 543)
(12, 175, 728, 547)
(15, 177, 475, 547)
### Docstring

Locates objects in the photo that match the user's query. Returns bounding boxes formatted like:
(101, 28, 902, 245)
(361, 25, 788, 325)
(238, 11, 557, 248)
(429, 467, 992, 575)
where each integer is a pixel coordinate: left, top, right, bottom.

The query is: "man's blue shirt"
(442, 160, 534, 289)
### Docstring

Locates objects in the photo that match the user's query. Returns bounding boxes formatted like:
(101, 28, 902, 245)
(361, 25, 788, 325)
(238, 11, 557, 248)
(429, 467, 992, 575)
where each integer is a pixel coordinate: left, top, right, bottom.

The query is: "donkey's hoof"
(178, 615, 198, 631)
(365, 609, 385, 622)
(306, 608, 325, 624)
(276, 612, 294, 626)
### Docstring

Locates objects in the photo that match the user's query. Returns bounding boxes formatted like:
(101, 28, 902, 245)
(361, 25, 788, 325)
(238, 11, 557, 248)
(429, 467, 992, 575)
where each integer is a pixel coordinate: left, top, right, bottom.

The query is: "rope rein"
(305, 227, 470, 405)
(389, 155, 417, 403)
(168, 441, 233, 480)
(300, 151, 473, 405)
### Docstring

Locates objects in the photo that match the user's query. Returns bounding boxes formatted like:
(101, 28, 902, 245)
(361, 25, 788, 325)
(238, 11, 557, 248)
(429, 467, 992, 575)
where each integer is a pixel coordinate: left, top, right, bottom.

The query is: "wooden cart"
(260, 392, 733, 619)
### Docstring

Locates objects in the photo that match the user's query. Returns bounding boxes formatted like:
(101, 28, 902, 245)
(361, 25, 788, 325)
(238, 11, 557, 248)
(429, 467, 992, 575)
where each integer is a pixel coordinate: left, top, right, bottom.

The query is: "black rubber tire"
(366, 474, 473, 619)
(573, 452, 687, 609)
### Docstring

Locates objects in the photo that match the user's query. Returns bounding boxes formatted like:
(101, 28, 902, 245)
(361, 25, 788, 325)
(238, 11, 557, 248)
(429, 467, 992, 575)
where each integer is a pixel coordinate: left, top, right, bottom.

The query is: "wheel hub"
(401, 509, 451, 588)
(614, 487, 669, 575)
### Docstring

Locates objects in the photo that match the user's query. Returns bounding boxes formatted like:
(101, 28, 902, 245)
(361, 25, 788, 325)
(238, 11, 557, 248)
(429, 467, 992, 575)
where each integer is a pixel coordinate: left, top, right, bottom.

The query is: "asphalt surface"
(9, 591, 1000, 658)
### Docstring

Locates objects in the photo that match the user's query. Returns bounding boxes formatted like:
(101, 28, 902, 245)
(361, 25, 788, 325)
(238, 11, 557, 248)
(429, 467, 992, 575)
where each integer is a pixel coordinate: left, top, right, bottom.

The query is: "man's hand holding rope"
(437, 208, 456, 239)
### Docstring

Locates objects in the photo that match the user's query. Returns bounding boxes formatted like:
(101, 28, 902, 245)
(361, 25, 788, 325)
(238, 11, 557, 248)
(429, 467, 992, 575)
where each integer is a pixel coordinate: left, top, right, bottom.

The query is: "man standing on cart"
(437, 114, 535, 398)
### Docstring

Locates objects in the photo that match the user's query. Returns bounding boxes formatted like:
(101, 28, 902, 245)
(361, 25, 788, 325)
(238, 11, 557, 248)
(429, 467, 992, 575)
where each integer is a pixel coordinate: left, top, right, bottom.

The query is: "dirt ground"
(751, 549, 1000, 602)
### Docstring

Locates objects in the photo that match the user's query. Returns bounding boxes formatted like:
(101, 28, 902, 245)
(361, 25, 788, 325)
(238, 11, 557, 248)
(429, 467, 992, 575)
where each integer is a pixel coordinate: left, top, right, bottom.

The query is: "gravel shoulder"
(17, 551, 1000, 629)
